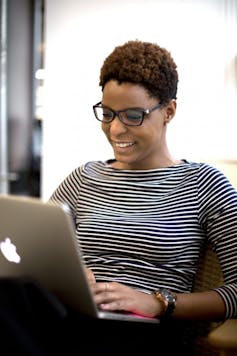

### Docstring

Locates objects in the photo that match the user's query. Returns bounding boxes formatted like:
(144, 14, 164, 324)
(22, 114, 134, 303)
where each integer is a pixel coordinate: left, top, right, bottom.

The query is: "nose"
(109, 115, 128, 135)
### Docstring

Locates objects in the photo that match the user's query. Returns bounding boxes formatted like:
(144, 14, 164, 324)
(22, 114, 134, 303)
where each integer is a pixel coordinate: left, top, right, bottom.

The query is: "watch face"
(161, 289, 177, 303)
(154, 288, 177, 316)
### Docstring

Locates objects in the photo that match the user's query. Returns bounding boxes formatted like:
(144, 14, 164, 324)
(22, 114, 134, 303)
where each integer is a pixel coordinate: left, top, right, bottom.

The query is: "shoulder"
(188, 161, 237, 205)
(66, 160, 106, 177)
(180, 160, 237, 198)
(184, 160, 231, 182)
(196, 162, 233, 186)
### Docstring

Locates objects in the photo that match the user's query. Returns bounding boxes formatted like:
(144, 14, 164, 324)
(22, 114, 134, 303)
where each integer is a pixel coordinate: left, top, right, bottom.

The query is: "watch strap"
(153, 288, 177, 317)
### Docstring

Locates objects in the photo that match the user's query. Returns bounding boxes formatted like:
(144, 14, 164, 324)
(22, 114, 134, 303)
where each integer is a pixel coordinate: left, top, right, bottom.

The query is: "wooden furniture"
(207, 319, 237, 356)
(191, 242, 224, 355)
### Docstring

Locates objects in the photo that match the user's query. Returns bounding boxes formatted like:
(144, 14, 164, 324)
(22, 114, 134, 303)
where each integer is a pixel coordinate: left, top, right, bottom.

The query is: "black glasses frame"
(93, 101, 163, 126)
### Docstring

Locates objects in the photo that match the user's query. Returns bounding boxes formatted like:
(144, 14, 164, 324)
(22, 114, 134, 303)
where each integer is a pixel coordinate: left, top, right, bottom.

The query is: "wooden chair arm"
(207, 319, 237, 350)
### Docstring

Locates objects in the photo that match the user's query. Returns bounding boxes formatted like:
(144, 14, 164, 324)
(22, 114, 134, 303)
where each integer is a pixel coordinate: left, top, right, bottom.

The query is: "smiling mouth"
(114, 142, 134, 148)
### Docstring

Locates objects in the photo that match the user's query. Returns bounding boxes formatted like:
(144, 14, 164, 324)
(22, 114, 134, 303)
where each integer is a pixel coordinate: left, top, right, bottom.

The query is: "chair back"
(192, 241, 224, 355)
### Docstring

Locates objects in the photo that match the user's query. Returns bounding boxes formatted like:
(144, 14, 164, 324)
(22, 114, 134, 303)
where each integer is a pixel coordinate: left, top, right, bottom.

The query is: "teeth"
(115, 142, 133, 148)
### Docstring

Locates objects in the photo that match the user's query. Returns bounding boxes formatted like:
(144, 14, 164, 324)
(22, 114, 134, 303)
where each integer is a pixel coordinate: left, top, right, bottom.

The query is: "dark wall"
(7, 0, 43, 196)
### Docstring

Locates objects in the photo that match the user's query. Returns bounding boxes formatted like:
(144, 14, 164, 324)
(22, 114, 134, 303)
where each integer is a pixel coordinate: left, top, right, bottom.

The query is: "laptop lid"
(0, 194, 159, 324)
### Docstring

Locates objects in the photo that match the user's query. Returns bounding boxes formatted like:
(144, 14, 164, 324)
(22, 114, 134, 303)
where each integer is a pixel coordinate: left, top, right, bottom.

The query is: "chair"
(191, 241, 224, 356)
(207, 319, 237, 355)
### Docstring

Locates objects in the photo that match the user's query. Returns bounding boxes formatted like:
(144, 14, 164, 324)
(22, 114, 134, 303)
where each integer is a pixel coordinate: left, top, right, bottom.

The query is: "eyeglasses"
(93, 101, 162, 127)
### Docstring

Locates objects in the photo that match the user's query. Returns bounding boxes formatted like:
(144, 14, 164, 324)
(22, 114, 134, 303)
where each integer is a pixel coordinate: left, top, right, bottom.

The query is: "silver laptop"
(0, 194, 159, 324)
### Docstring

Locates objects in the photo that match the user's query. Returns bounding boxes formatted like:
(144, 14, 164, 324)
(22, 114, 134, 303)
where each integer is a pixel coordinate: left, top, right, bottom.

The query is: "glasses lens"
(95, 107, 113, 123)
(121, 109, 143, 126)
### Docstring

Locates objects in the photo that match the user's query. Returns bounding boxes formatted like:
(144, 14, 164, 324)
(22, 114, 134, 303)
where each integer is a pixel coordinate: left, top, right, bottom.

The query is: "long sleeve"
(198, 164, 237, 318)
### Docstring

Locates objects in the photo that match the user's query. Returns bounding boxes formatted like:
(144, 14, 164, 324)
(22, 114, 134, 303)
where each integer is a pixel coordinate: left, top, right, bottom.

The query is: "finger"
(100, 299, 124, 311)
(86, 268, 96, 284)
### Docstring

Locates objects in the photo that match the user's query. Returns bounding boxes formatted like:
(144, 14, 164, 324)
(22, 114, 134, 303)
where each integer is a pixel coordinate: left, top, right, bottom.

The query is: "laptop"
(0, 194, 159, 324)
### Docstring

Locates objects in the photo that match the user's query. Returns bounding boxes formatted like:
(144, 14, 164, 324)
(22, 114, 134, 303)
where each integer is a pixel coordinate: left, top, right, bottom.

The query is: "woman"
(48, 40, 237, 354)
(1, 40, 234, 355)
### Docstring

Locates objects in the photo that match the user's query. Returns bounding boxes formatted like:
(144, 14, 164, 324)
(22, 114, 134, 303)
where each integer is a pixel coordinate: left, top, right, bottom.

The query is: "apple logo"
(0, 237, 21, 263)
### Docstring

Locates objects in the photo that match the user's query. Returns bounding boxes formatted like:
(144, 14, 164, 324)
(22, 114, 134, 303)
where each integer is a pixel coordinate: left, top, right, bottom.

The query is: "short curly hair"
(99, 40, 178, 105)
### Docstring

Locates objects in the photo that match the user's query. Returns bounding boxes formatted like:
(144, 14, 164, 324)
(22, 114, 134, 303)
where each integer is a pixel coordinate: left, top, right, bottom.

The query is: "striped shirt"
(49, 160, 237, 318)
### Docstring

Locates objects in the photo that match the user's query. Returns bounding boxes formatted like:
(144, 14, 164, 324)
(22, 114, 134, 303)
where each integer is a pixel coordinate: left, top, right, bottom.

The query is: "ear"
(164, 100, 177, 123)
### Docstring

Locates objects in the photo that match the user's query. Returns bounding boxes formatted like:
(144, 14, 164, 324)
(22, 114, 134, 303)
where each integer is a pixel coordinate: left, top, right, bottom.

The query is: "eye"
(102, 108, 113, 120)
(125, 109, 143, 121)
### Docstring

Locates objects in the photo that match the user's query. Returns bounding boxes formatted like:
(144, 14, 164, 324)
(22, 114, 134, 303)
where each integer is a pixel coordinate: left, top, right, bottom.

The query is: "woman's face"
(101, 80, 176, 170)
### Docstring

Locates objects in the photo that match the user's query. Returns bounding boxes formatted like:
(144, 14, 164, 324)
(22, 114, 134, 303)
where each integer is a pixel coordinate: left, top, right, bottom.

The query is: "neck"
(111, 156, 183, 170)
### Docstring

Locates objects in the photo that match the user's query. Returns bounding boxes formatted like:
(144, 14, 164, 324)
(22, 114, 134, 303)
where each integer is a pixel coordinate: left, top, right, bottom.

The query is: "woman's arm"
(198, 164, 237, 319)
(91, 280, 226, 321)
(173, 290, 225, 320)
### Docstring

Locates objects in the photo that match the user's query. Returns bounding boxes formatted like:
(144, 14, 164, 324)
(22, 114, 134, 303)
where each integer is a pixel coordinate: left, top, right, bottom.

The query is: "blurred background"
(0, 0, 237, 200)
(0, 0, 43, 197)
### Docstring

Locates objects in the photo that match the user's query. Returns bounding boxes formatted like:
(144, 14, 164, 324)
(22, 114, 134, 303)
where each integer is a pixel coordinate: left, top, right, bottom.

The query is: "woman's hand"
(91, 281, 163, 318)
(85, 268, 96, 286)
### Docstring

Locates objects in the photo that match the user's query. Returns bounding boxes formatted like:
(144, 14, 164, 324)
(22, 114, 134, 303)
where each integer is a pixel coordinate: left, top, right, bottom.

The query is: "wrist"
(153, 288, 177, 317)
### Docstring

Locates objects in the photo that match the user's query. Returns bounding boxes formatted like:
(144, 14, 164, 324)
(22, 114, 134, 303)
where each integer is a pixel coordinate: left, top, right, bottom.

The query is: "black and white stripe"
(50, 160, 237, 318)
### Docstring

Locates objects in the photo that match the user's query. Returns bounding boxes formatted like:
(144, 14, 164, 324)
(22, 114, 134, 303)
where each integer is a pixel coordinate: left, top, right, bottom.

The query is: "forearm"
(172, 290, 226, 321)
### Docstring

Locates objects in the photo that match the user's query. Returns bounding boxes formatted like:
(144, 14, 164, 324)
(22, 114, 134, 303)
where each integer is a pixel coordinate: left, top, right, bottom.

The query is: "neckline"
(103, 159, 189, 172)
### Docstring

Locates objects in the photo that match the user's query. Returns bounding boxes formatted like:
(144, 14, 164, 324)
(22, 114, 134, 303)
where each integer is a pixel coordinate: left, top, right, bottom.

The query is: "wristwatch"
(153, 288, 177, 317)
